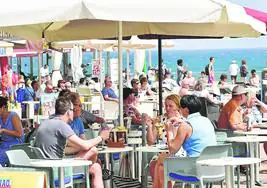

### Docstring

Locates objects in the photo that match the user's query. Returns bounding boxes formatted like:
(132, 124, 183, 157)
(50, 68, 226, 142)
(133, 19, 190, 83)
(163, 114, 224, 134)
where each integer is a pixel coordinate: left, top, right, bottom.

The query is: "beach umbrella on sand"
(0, 0, 266, 132)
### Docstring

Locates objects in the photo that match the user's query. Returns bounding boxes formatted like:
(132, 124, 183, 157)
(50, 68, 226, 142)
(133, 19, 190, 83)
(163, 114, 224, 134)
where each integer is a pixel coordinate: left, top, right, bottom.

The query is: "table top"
(22, 101, 40, 104)
(135, 145, 169, 153)
(254, 123, 267, 129)
(234, 129, 267, 135)
(197, 157, 261, 166)
(225, 136, 267, 143)
(97, 146, 134, 154)
(29, 159, 92, 168)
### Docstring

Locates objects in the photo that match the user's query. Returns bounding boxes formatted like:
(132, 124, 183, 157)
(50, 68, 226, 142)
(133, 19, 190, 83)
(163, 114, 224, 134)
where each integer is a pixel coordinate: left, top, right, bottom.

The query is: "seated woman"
(64, 92, 107, 188)
(123, 88, 143, 125)
(0, 96, 24, 166)
(140, 76, 154, 97)
(153, 95, 216, 188)
(144, 94, 186, 187)
(193, 80, 219, 104)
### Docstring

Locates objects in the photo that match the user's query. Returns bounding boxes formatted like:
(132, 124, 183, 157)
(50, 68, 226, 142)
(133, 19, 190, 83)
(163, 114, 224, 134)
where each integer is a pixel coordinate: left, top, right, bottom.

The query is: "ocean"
(13, 47, 267, 80)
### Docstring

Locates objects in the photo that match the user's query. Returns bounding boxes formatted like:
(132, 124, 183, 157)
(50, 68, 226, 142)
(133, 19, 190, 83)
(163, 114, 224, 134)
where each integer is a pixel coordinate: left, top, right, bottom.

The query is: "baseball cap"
(232, 85, 247, 96)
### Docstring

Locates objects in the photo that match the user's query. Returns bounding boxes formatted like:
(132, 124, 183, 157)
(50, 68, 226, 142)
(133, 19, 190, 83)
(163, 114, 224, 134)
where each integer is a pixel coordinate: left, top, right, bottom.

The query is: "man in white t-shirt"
(228, 60, 239, 84)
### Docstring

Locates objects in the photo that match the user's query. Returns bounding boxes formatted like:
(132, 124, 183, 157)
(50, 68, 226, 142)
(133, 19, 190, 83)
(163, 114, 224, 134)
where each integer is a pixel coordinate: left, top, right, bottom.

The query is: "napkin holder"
(106, 127, 127, 148)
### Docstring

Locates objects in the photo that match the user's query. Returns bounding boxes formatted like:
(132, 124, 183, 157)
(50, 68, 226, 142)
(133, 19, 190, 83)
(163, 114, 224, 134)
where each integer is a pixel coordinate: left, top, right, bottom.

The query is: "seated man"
(101, 77, 118, 102)
(34, 97, 110, 188)
(217, 85, 248, 131)
(249, 69, 260, 87)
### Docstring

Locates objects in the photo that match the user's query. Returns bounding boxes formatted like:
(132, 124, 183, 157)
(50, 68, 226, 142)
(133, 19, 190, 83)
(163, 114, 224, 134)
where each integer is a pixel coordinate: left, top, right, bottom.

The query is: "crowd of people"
(0, 56, 265, 188)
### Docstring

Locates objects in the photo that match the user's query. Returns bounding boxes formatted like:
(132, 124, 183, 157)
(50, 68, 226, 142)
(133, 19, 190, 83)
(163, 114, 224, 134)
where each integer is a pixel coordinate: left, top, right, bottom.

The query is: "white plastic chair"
(163, 144, 231, 188)
(6, 149, 31, 166)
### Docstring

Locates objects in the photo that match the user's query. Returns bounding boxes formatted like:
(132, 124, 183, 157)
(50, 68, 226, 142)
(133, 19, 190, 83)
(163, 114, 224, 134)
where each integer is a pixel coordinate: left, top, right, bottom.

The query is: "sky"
(172, 0, 267, 50)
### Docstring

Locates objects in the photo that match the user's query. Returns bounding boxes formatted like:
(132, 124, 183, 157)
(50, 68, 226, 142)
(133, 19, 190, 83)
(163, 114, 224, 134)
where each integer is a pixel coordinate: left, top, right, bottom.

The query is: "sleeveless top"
(183, 112, 216, 157)
(0, 111, 24, 144)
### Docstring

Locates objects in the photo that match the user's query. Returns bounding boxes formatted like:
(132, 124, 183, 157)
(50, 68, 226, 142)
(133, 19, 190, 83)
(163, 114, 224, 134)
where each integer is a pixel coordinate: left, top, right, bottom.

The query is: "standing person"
(228, 60, 239, 84)
(0, 96, 24, 166)
(206, 57, 215, 85)
(240, 60, 248, 82)
(40, 64, 49, 82)
(176, 59, 186, 86)
(34, 97, 110, 188)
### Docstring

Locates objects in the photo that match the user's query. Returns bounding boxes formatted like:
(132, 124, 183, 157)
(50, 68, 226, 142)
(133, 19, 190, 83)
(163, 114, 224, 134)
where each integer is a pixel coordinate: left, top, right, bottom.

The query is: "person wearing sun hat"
(217, 85, 249, 131)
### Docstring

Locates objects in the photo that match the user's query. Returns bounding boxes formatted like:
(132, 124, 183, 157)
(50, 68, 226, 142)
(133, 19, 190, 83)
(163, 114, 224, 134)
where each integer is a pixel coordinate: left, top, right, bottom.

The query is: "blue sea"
(13, 48, 267, 80)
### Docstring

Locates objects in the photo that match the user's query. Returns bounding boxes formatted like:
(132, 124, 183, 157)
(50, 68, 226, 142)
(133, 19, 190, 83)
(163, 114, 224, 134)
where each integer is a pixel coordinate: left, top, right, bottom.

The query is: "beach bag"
(205, 64, 210, 76)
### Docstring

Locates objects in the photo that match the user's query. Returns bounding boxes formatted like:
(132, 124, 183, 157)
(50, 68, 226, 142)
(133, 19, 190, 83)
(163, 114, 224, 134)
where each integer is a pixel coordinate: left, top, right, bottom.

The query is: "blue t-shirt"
(24, 87, 35, 101)
(101, 87, 118, 99)
(183, 112, 216, 157)
(69, 117, 85, 136)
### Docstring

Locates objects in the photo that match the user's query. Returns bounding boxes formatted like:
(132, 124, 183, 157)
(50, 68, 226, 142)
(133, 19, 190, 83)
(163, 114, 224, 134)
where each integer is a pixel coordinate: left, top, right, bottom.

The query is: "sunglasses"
(74, 104, 82, 108)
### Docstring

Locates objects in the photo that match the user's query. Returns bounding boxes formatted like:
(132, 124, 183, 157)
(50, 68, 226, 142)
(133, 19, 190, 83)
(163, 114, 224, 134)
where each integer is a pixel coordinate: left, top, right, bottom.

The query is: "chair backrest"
(103, 101, 119, 121)
(215, 131, 227, 145)
(28, 146, 47, 159)
(197, 144, 231, 179)
(6, 149, 31, 166)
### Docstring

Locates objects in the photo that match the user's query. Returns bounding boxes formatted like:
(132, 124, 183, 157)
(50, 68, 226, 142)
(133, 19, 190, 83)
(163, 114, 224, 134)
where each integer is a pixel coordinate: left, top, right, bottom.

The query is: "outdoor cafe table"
(29, 159, 92, 188)
(135, 145, 169, 183)
(234, 129, 267, 136)
(197, 157, 261, 188)
(97, 146, 135, 178)
(225, 136, 267, 186)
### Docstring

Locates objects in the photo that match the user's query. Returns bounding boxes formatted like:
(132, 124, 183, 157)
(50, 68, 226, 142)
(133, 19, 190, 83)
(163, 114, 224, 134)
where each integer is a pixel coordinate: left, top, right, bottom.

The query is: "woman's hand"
(144, 115, 153, 128)
(0, 128, 4, 134)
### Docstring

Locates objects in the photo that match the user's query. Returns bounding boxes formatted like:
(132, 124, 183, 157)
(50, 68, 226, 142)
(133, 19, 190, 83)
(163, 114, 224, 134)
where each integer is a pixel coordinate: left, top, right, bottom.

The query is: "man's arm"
(229, 110, 247, 131)
(67, 129, 110, 151)
(67, 134, 102, 151)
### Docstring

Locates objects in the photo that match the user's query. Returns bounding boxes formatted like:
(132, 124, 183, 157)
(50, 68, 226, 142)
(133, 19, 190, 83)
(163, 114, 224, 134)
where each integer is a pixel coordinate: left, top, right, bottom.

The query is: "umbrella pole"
(158, 36, 163, 115)
(126, 49, 130, 86)
(118, 21, 124, 127)
(38, 53, 42, 85)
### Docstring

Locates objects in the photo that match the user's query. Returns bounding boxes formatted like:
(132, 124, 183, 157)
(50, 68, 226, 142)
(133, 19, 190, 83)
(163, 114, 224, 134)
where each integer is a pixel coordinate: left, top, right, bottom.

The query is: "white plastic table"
(234, 129, 267, 136)
(29, 159, 92, 188)
(135, 145, 169, 182)
(98, 146, 134, 188)
(197, 157, 261, 188)
(98, 146, 134, 176)
(226, 136, 267, 186)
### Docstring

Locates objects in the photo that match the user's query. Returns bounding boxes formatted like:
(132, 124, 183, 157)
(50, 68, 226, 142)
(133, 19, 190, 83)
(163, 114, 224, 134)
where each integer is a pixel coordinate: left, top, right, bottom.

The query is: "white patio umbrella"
(70, 44, 84, 83)
(0, 0, 265, 41)
(0, 0, 265, 129)
(51, 50, 63, 87)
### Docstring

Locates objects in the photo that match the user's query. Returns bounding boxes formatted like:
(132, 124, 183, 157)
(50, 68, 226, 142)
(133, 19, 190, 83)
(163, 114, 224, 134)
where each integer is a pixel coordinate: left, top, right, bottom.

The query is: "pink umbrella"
(245, 7, 267, 27)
